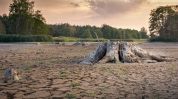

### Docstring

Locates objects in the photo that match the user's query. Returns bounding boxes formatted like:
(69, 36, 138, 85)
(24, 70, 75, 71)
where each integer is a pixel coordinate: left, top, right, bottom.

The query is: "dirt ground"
(0, 42, 178, 99)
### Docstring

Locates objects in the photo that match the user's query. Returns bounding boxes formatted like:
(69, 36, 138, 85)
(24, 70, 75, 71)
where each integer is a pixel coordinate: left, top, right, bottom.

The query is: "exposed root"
(80, 41, 175, 65)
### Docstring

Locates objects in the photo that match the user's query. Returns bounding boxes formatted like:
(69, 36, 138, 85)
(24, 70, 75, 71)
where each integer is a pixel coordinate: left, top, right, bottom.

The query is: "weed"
(65, 93, 77, 99)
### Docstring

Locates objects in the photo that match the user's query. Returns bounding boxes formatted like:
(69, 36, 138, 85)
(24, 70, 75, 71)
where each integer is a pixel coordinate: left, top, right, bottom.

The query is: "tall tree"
(32, 10, 48, 35)
(0, 17, 6, 34)
(139, 27, 149, 39)
(8, 0, 48, 35)
(149, 6, 175, 38)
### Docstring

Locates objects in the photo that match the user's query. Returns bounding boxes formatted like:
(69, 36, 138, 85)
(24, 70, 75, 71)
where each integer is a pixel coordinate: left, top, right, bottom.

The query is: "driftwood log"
(80, 41, 175, 65)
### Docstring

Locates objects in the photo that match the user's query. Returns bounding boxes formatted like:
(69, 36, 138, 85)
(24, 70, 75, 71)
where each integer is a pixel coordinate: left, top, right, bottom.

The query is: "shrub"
(0, 34, 53, 42)
(149, 37, 177, 42)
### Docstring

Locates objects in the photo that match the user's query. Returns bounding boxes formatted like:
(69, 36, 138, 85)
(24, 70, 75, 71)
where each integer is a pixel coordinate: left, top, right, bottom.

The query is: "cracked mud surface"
(0, 43, 178, 99)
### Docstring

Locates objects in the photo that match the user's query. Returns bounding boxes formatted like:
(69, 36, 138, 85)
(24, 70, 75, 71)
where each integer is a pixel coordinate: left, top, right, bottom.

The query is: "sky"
(0, 0, 178, 31)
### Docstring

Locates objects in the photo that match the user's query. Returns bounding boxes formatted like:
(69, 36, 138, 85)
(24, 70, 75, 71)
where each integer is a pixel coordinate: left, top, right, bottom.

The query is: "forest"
(48, 24, 148, 39)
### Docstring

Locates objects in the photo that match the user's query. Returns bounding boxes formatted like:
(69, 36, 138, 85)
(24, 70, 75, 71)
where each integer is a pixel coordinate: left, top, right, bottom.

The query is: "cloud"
(0, 0, 11, 15)
(0, 0, 9, 6)
(35, 0, 81, 10)
(86, 0, 148, 17)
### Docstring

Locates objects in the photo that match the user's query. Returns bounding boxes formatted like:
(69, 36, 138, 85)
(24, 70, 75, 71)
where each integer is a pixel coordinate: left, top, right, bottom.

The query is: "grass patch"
(53, 36, 147, 42)
(65, 93, 77, 99)
(53, 36, 79, 42)
(58, 69, 69, 79)
(70, 82, 80, 88)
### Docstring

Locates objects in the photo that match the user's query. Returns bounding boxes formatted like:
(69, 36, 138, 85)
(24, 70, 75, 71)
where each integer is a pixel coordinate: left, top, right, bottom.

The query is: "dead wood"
(80, 42, 107, 65)
(80, 41, 175, 65)
(100, 40, 119, 63)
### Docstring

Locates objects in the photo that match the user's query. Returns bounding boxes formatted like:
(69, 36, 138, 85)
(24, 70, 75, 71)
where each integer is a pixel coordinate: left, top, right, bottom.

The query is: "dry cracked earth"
(0, 42, 178, 99)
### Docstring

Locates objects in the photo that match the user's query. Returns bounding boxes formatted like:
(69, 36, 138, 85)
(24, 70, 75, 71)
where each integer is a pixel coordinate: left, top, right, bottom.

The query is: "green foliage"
(0, 19, 6, 34)
(1, 0, 48, 35)
(149, 36, 177, 42)
(49, 23, 148, 40)
(149, 6, 176, 38)
(149, 6, 178, 42)
(101, 24, 117, 39)
(0, 34, 53, 42)
(53, 36, 79, 42)
(49, 23, 75, 37)
(139, 27, 149, 39)
(65, 93, 77, 99)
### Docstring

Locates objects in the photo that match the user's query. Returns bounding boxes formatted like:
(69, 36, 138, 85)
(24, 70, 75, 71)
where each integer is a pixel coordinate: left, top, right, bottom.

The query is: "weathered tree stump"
(80, 41, 175, 65)
(80, 42, 107, 65)
(100, 40, 119, 63)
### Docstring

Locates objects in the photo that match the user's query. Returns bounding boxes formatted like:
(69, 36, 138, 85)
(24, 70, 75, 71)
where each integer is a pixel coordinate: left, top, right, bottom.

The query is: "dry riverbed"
(0, 42, 178, 99)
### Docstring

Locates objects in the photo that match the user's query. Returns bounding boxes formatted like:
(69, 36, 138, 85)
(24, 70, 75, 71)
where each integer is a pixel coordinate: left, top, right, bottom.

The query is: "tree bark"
(80, 42, 107, 65)
(100, 41, 119, 63)
(80, 41, 175, 65)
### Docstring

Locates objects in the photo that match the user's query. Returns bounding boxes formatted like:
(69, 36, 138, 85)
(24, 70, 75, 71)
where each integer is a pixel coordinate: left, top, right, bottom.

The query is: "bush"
(0, 34, 53, 42)
(149, 37, 177, 42)
(53, 37, 79, 42)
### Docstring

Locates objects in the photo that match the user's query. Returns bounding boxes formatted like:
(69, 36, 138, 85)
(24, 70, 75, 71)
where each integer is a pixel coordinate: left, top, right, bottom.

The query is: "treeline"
(49, 24, 149, 39)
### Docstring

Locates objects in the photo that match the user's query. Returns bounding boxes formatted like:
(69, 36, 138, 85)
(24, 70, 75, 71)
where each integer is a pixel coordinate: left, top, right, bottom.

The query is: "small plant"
(58, 70, 68, 79)
(65, 93, 77, 99)
(87, 91, 96, 98)
(70, 82, 80, 88)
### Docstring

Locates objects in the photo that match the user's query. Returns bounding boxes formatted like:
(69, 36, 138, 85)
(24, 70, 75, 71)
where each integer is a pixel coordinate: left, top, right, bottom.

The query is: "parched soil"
(0, 42, 178, 99)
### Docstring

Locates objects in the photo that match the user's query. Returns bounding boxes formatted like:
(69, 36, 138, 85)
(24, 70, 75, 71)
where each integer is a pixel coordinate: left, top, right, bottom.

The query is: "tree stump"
(100, 40, 119, 63)
(80, 41, 175, 65)
(80, 42, 107, 65)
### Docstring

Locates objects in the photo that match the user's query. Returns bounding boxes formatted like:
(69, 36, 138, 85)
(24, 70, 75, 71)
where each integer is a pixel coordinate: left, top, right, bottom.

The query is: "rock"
(4, 68, 12, 83)
(73, 42, 81, 46)
(4, 68, 20, 83)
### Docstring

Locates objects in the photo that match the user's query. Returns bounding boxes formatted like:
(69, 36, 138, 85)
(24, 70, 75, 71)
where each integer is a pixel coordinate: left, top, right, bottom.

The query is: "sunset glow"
(0, 0, 178, 30)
